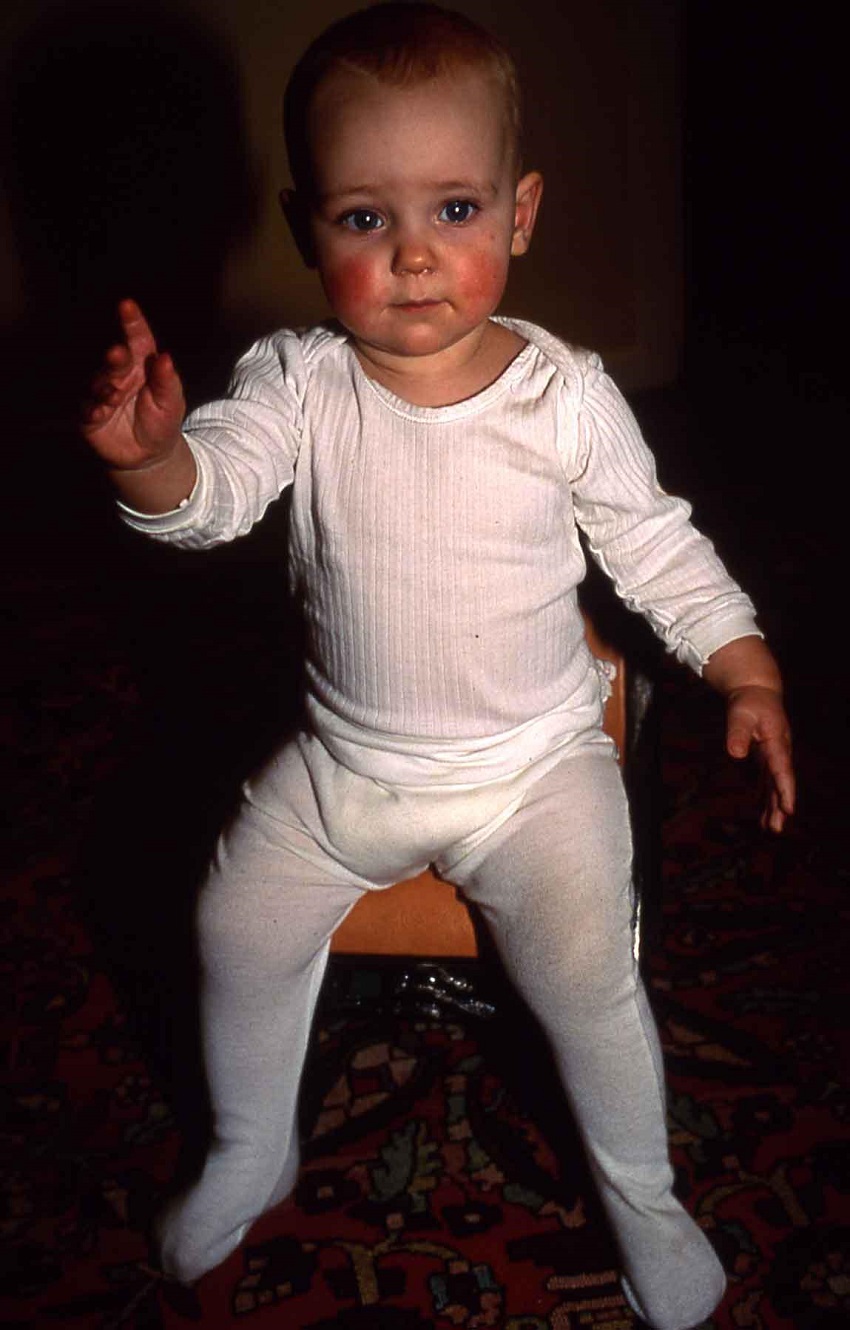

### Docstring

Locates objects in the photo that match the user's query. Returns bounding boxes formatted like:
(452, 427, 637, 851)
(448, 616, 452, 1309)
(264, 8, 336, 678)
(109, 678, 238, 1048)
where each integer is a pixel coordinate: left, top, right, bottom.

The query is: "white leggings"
(156, 731, 725, 1330)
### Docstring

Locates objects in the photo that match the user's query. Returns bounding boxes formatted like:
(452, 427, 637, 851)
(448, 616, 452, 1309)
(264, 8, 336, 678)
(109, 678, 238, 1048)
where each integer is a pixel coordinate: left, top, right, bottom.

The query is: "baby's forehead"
(306, 63, 516, 172)
(311, 59, 507, 117)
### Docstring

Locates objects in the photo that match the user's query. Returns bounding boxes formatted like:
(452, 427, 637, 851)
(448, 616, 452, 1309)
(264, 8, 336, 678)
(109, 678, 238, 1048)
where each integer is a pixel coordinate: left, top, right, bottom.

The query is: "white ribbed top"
(122, 319, 759, 777)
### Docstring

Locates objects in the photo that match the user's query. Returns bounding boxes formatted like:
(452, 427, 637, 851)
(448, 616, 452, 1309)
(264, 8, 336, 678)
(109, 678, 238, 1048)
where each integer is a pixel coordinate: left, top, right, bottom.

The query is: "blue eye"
(340, 209, 384, 232)
(438, 200, 478, 224)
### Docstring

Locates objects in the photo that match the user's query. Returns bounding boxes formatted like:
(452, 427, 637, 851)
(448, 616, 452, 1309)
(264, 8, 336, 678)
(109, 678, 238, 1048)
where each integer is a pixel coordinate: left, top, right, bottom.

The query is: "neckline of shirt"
(347, 317, 539, 423)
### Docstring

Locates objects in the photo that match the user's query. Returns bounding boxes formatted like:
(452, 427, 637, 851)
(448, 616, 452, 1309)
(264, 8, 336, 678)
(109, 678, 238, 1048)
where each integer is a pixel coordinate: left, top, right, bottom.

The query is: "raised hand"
(83, 300, 185, 468)
(83, 301, 196, 512)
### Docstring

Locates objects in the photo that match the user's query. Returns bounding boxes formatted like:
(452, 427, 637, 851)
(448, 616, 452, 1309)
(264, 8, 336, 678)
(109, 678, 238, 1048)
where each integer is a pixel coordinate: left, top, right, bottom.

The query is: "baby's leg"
(449, 748, 726, 1330)
(155, 747, 365, 1285)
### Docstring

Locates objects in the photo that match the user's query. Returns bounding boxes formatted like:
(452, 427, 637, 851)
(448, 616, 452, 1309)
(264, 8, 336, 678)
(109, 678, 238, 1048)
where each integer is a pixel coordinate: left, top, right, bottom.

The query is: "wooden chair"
(330, 616, 627, 960)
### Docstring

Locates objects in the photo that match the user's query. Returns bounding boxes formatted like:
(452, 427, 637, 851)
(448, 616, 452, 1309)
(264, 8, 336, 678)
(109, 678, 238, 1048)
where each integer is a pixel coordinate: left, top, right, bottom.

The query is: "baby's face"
(302, 66, 539, 369)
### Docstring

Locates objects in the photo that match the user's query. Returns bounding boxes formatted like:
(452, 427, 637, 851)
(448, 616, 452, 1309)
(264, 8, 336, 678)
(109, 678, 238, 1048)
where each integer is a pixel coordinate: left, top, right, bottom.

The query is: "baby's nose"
(391, 228, 436, 276)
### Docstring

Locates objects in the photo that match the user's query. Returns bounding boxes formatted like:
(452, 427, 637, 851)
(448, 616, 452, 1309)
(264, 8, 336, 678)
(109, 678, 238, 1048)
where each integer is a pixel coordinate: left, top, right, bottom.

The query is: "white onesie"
(133, 320, 739, 1324)
(123, 316, 759, 780)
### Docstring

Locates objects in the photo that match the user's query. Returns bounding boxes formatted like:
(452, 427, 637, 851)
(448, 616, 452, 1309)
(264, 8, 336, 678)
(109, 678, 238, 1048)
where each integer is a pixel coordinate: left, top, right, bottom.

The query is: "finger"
(726, 717, 753, 760)
(773, 806, 789, 833)
(776, 766, 796, 816)
(81, 400, 114, 428)
(758, 735, 796, 816)
(761, 802, 786, 834)
(117, 298, 157, 364)
(90, 367, 127, 401)
(756, 750, 795, 835)
(92, 344, 141, 401)
(757, 771, 781, 832)
(144, 351, 183, 410)
(761, 792, 788, 835)
(83, 372, 123, 416)
(104, 342, 135, 373)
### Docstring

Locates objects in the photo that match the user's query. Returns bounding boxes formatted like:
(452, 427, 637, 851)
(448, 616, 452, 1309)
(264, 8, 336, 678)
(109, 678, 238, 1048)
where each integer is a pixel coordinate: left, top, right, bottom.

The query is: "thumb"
(726, 715, 754, 760)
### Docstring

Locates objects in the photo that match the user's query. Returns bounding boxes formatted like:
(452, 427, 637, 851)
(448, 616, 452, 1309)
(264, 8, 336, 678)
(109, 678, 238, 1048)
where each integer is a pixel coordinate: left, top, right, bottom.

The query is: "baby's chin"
(350, 308, 503, 362)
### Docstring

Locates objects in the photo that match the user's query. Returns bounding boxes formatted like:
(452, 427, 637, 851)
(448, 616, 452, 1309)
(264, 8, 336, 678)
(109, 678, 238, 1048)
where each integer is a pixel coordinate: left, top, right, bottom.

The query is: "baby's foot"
(620, 1238, 726, 1330)
(153, 1136, 301, 1284)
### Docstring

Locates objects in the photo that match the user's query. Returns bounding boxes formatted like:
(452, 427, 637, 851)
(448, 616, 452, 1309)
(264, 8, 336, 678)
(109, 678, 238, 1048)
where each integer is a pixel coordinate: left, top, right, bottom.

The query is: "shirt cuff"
(680, 612, 764, 676)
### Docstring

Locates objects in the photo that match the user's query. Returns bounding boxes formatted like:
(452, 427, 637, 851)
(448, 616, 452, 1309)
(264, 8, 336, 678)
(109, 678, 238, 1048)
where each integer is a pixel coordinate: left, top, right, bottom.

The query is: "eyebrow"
(320, 178, 500, 204)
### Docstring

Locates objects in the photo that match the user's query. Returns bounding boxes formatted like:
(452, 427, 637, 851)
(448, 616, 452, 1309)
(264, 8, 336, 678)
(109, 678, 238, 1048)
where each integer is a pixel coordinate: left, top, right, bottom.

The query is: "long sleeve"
(118, 331, 307, 550)
(565, 355, 760, 673)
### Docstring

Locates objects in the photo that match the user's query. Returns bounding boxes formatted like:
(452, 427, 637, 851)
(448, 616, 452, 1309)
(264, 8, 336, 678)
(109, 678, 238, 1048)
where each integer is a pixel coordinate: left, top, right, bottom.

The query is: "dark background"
(1, 1, 845, 815)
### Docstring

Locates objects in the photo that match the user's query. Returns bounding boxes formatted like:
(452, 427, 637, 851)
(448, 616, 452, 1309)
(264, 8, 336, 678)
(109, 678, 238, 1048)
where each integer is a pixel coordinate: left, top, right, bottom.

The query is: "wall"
(1, 0, 681, 389)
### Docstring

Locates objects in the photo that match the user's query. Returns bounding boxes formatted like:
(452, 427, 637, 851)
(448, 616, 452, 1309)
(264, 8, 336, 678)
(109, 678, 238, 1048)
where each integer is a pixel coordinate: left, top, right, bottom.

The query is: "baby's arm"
(702, 635, 795, 834)
(566, 354, 795, 832)
(82, 300, 196, 513)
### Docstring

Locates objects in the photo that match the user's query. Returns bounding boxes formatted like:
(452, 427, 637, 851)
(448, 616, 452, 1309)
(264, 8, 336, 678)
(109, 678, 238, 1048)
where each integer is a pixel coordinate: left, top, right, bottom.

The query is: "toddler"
(83, 6, 794, 1327)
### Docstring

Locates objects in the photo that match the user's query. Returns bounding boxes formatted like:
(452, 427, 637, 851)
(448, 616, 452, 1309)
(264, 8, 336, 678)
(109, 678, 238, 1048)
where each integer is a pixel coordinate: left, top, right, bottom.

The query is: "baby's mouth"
(393, 298, 444, 311)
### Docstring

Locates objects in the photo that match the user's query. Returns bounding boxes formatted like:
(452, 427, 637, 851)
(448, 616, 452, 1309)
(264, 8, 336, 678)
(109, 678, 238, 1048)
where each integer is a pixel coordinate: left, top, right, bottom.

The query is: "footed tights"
(156, 733, 725, 1330)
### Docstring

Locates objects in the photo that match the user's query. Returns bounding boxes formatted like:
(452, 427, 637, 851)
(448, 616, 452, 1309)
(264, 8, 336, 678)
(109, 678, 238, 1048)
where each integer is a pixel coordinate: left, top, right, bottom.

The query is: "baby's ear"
(511, 171, 543, 257)
(280, 189, 316, 268)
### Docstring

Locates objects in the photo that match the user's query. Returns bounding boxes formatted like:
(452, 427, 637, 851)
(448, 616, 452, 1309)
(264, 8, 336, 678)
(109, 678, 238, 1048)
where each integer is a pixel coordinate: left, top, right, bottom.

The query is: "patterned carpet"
(3, 536, 849, 1329)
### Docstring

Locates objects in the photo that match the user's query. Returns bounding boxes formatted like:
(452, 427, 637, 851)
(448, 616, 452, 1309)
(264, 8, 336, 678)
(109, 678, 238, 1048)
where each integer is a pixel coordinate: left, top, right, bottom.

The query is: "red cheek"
(454, 249, 507, 303)
(321, 257, 377, 315)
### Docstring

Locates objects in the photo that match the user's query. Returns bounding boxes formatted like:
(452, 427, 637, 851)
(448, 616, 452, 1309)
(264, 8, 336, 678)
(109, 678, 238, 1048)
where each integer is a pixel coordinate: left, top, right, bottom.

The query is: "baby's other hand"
(725, 685, 795, 833)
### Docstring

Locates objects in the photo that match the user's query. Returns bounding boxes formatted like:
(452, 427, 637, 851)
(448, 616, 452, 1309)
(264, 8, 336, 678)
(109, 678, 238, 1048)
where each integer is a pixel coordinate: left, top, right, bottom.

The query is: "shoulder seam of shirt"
(496, 318, 602, 480)
(495, 317, 601, 400)
(288, 321, 349, 370)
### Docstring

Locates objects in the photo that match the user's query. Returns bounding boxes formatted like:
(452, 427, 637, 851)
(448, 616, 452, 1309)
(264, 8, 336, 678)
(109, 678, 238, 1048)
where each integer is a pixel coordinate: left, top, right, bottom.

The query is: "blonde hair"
(284, 3, 523, 193)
